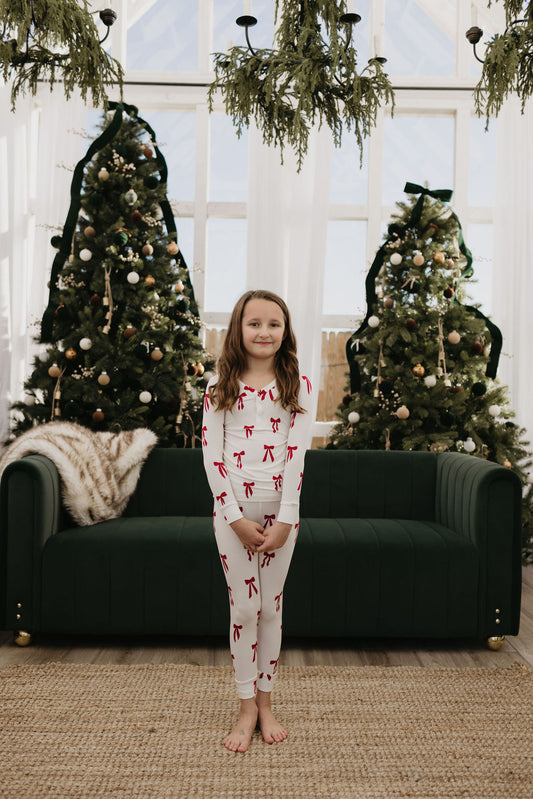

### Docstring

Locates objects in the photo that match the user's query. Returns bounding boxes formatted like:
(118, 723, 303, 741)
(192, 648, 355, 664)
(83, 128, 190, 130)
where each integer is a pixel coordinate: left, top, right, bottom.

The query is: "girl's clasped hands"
(230, 517, 292, 553)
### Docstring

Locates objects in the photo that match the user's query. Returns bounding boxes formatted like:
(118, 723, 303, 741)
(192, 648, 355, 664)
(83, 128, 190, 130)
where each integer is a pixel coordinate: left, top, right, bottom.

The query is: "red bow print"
(295, 522, 300, 537)
(257, 389, 267, 400)
(234, 451, 245, 469)
(270, 658, 279, 674)
(204, 392, 210, 411)
(244, 425, 254, 438)
(243, 481, 255, 498)
(290, 410, 297, 429)
(275, 591, 283, 612)
(264, 514, 275, 527)
(216, 492, 227, 505)
(237, 392, 246, 410)
(220, 554, 229, 574)
(269, 388, 276, 401)
(271, 417, 281, 433)
(263, 445, 274, 462)
(245, 576, 258, 597)
(302, 375, 312, 393)
(259, 672, 272, 681)
(251, 642, 258, 662)
(297, 471, 303, 490)
(214, 461, 227, 477)
(246, 548, 253, 562)
(261, 552, 275, 568)
(202, 426, 207, 446)
(228, 586, 234, 606)
(233, 623, 242, 641)
(244, 385, 255, 393)
(287, 445, 297, 461)
(273, 474, 283, 491)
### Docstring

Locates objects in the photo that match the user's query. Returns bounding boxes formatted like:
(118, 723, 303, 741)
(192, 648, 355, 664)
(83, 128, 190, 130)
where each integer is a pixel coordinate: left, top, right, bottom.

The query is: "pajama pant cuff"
(236, 677, 257, 700)
(257, 673, 275, 693)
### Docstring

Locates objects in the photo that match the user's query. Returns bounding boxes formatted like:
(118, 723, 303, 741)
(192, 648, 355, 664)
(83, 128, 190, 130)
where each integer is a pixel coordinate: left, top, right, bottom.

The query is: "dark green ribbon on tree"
(41, 101, 197, 342)
(345, 181, 502, 393)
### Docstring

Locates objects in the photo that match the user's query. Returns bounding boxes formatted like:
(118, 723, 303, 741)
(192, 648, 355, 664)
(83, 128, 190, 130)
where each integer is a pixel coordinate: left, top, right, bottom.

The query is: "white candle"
(347, 1, 355, 12)
(243, 1, 251, 15)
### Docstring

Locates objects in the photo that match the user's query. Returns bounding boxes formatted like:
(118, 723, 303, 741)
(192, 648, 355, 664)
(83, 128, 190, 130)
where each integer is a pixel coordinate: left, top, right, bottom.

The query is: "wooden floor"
(1, 567, 532, 671)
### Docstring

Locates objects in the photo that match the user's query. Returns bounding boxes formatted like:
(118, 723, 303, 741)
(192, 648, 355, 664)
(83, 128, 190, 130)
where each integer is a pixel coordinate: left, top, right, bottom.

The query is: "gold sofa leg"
(13, 630, 32, 647)
(487, 635, 506, 650)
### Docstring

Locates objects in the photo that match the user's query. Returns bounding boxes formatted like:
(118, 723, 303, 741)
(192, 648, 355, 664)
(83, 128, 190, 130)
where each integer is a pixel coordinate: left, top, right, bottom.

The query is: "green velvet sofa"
(0, 448, 522, 649)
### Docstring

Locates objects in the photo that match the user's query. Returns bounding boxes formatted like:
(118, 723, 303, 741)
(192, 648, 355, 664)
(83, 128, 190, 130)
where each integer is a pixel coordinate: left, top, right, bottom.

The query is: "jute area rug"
(0, 662, 531, 799)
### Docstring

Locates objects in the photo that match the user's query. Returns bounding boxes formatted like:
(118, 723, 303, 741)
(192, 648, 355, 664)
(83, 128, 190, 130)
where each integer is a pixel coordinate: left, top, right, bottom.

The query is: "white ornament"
(368, 315, 380, 328)
(444, 378, 452, 387)
(127, 271, 140, 284)
(79, 248, 93, 262)
(488, 404, 501, 417)
(125, 189, 138, 205)
(396, 405, 410, 419)
(348, 411, 360, 424)
(98, 168, 109, 181)
(424, 375, 437, 388)
(463, 437, 476, 453)
(139, 390, 152, 404)
(98, 372, 110, 386)
(390, 252, 403, 265)
(447, 330, 461, 345)
(79, 337, 92, 350)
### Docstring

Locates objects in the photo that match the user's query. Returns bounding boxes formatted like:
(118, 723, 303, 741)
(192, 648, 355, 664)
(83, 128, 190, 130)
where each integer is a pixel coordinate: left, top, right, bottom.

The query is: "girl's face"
(241, 298, 286, 364)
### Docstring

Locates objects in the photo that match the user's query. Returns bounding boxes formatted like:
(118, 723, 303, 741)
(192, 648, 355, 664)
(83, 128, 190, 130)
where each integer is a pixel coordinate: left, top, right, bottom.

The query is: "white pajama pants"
(213, 499, 298, 700)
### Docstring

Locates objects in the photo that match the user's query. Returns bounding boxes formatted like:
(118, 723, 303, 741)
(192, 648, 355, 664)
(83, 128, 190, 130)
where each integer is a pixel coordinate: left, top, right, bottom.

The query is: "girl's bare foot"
(223, 699, 258, 753)
(256, 690, 288, 744)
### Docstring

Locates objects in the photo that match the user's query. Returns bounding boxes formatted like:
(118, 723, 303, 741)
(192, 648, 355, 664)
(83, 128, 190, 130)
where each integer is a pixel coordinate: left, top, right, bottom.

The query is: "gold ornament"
(504, 458, 512, 469)
(150, 348, 163, 361)
(142, 243, 154, 256)
(84, 225, 96, 237)
(412, 253, 425, 267)
(383, 297, 394, 309)
(196, 362, 205, 376)
(412, 363, 425, 377)
(167, 241, 179, 255)
(433, 251, 445, 263)
(48, 363, 61, 378)
(174, 280, 184, 293)
(65, 347, 77, 360)
(97, 372, 110, 386)
(144, 275, 156, 287)
(396, 405, 410, 419)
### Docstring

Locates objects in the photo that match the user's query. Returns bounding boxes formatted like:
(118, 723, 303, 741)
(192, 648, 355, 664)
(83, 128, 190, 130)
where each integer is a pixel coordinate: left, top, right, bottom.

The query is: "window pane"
(205, 219, 247, 311)
(382, 115, 455, 205)
(209, 114, 248, 202)
(463, 224, 493, 315)
(330, 137, 368, 205)
(142, 112, 195, 202)
(176, 216, 194, 279)
(323, 221, 367, 316)
(385, 0, 456, 76)
(127, 0, 198, 71)
(469, 117, 497, 207)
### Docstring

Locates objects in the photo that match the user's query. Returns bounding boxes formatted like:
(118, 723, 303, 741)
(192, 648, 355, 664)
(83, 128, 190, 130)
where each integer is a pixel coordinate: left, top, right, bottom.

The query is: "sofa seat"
(285, 518, 479, 638)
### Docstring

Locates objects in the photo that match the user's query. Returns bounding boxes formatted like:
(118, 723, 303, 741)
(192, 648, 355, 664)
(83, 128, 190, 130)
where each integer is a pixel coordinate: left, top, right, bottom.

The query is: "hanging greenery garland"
(467, 0, 533, 121)
(0, 0, 124, 110)
(208, 0, 395, 171)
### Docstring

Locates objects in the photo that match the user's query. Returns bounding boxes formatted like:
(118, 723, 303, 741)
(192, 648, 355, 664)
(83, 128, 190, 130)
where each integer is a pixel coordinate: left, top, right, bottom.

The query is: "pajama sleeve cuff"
(221, 504, 245, 525)
(276, 503, 299, 526)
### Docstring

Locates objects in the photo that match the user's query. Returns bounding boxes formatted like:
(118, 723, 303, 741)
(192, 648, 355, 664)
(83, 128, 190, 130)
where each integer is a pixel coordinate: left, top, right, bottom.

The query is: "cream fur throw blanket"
(0, 422, 158, 526)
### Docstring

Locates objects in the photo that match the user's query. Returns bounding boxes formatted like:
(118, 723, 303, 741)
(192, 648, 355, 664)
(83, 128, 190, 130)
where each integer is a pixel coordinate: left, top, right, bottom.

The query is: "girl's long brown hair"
(210, 289, 304, 413)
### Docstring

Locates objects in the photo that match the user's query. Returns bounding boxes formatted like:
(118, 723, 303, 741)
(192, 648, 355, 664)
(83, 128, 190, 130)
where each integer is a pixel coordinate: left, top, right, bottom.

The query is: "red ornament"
(90, 293, 102, 306)
(123, 325, 136, 339)
(92, 409, 105, 423)
(471, 342, 483, 355)
(444, 286, 455, 299)
(130, 210, 144, 224)
(143, 145, 153, 158)
(405, 317, 417, 332)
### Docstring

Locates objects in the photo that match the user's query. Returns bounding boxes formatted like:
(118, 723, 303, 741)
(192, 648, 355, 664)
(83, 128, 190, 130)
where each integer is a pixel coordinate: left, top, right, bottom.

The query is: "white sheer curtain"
(492, 98, 533, 461)
(246, 123, 332, 422)
(0, 86, 86, 439)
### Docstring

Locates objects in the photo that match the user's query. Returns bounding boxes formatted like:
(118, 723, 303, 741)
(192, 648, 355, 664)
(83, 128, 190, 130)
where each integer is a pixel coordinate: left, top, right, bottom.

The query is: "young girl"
(202, 289, 313, 753)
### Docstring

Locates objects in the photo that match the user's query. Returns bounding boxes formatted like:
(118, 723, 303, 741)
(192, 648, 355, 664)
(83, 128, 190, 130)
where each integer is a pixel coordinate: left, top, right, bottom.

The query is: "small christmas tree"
(329, 183, 532, 560)
(11, 102, 211, 447)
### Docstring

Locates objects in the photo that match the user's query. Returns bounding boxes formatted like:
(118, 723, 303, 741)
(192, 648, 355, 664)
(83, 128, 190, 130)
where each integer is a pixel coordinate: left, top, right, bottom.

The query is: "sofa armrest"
(0, 455, 62, 632)
(435, 452, 522, 635)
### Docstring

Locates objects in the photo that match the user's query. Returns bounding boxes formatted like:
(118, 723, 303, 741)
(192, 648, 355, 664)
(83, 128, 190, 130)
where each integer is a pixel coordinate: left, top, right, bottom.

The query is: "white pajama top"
(202, 374, 314, 526)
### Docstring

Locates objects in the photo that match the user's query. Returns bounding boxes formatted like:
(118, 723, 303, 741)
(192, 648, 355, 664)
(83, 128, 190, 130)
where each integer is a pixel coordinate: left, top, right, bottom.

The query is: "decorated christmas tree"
(329, 183, 532, 559)
(10, 102, 211, 447)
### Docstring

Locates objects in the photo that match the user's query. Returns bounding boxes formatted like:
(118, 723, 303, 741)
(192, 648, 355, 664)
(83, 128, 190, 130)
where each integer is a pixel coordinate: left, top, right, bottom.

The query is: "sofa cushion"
(40, 517, 227, 635)
(284, 517, 479, 638)
(300, 450, 438, 520)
